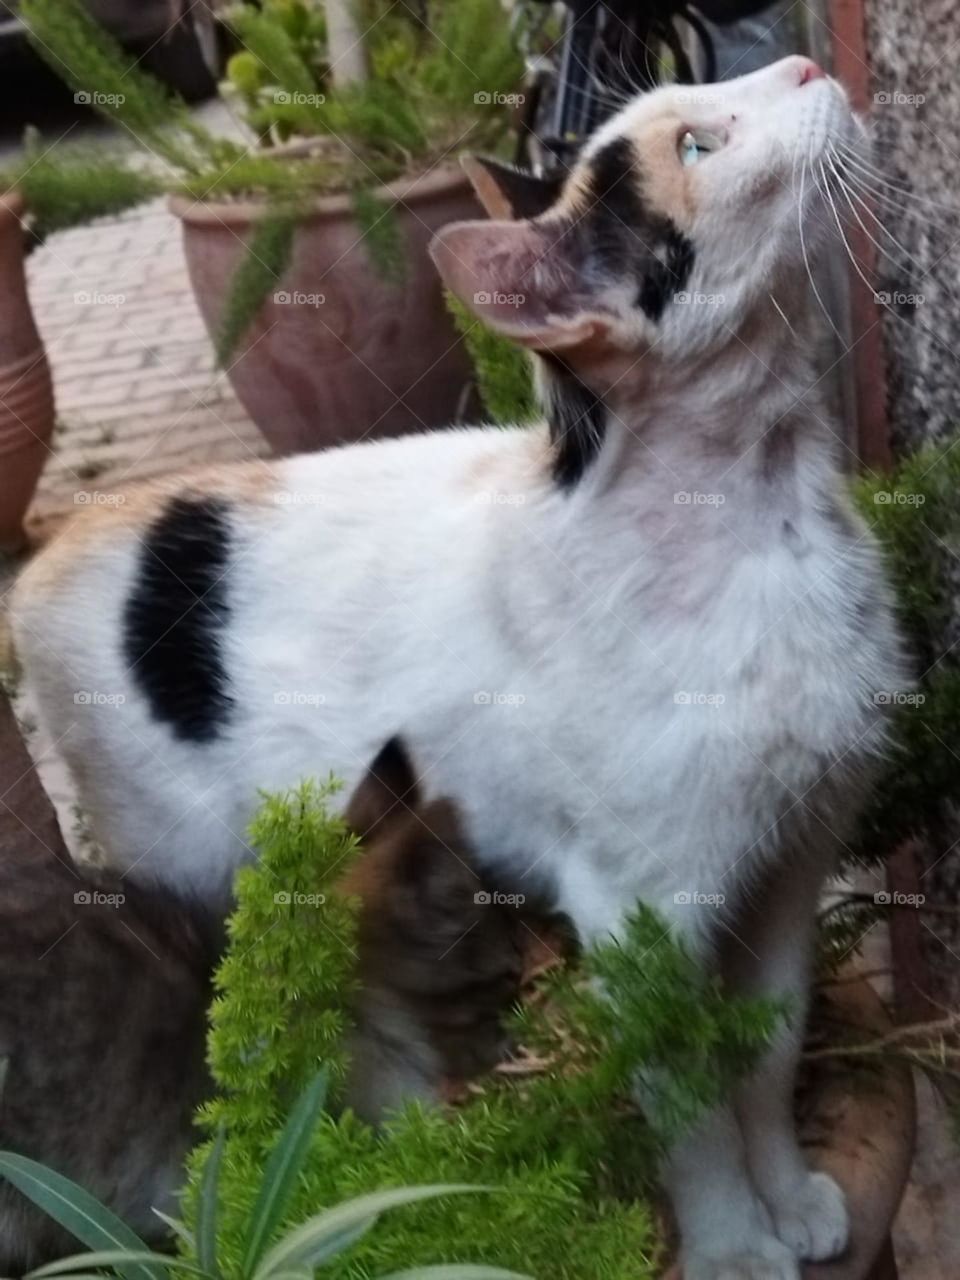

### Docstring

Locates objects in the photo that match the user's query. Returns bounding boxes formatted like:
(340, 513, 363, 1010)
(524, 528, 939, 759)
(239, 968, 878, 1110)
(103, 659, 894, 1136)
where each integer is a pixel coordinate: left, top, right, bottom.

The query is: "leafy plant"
(446, 296, 537, 427)
(172, 777, 783, 1280)
(18, 0, 526, 360)
(0, 1075, 520, 1280)
(0, 129, 161, 245)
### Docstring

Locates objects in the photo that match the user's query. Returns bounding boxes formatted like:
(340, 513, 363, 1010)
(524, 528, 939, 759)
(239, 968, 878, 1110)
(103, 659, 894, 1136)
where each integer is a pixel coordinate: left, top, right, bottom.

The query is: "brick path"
(24, 197, 268, 531)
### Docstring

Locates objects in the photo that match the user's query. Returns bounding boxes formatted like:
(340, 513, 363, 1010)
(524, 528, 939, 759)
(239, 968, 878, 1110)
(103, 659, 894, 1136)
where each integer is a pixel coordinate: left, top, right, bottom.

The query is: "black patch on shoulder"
(123, 496, 234, 743)
(586, 138, 695, 321)
(539, 352, 607, 489)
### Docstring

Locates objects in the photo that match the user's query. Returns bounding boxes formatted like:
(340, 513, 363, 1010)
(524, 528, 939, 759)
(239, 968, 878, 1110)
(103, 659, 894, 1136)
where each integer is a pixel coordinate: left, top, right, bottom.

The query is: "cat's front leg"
(725, 848, 849, 1264)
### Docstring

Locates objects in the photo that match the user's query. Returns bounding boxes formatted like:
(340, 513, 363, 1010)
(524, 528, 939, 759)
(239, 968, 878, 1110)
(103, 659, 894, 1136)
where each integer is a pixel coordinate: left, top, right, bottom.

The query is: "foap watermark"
(74, 690, 125, 707)
(675, 90, 723, 106)
(674, 890, 726, 907)
(274, 290, 325, 307)
(75, 90, 125, 107)
(874, 690, 925, 707)
(75, 290, 125, 309)
(874, 90, 925, 108)
(74, 889, 125, 907)
(274, 890, 327, 906)
(674, 691, 725, 707)
(873, 489, 925, 506)
(274, 90, 326, 106)
(874, 890, 925, 907)
(475, 490, 526, 506)
(272, 490, 327, 507)
(274, 691, 326, 707)
(874, 290, 925, 308)
(474, 91, 525, 106)
(674, 490, 725, 507)
(474, 690, 526, 706)
(474, 890, 526, 906)
(74, 490, 126, 507)
(473, 290, 525, 308)
(674, 290, 726, 306)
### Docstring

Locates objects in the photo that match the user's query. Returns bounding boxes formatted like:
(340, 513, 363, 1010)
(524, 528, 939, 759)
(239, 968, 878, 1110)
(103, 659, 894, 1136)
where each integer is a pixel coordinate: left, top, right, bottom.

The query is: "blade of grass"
(241, 1069, 330, 1274)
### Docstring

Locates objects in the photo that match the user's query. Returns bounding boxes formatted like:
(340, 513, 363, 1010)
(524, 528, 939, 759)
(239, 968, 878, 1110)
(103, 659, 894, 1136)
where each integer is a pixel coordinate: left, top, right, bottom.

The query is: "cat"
(342, 735, 559, 1118)
(0, 828, 216, 1273)
(11, 55, 909, 1279)
(0, 730, 542, 1271)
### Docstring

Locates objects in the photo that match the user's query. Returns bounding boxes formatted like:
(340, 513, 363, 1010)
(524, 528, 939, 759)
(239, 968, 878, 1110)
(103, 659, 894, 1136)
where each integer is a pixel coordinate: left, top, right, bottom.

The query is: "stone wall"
(864, 0, 960, 996)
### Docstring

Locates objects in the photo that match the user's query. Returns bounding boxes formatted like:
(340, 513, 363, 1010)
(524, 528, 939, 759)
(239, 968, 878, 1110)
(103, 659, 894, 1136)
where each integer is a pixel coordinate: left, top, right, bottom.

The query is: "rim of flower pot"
(168, 163, 472, 227)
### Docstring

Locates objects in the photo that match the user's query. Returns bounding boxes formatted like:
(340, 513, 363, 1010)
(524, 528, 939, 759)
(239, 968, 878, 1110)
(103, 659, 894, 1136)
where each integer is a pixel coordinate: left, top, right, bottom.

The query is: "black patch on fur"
(123, 496, 234, 743)
(586, 138, 695, 321)
(540, 352, 607, 489)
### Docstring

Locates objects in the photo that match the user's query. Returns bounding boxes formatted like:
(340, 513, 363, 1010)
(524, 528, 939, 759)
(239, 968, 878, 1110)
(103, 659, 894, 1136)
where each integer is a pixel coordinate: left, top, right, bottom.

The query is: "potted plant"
(0, 191, 56, 554)
(17, 0, 526, 456)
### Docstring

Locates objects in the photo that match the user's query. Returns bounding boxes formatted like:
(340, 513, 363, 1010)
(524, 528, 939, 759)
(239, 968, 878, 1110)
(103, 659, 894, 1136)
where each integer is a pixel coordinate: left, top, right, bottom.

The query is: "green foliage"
(0, 1104, 513, 1280)
(215, 208, 299, 367)
(20, 0, 216, 173)
(222, 0, 524, 180)
(0, 130, 160, 243)
(174, 780, 784, 1280)
(351, 190, 407, 286)
(852, 442, 960, 861)
(446, 296, 537, 426)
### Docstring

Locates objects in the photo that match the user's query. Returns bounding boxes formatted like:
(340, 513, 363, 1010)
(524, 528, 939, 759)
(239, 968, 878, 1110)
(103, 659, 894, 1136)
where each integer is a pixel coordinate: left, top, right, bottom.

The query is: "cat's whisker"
(826, 154, 929, 273)
(833, 159, 957, 239)
(798, 155, 845, 343)
(835, 141, 960, 217)
(817, 158, 903, 328)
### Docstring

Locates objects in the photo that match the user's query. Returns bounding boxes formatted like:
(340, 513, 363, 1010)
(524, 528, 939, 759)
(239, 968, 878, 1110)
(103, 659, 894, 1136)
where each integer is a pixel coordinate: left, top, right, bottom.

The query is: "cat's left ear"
(430, 217, 610, 352)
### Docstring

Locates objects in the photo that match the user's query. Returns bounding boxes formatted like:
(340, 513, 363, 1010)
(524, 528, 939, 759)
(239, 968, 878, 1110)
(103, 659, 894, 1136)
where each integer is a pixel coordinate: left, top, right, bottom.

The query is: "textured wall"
(864, 0, 960, 994)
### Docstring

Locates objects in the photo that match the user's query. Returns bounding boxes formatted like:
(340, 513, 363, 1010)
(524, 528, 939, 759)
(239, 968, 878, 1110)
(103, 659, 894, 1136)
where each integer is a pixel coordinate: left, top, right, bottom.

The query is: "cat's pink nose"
(797, 57, 826, 85)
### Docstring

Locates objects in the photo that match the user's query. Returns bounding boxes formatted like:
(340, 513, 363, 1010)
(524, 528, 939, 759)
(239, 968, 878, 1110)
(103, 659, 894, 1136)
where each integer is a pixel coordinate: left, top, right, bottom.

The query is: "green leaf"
(242, 1070, 330, 1274)
(254, 1186, 488, 1279)
(197, 1126, 227, 1279)
(28, 1251, 204, 1278)
(0, 1153, 159, 1280)
(150, 1210, 195, 1251)
(378, 1269, 533, 1279)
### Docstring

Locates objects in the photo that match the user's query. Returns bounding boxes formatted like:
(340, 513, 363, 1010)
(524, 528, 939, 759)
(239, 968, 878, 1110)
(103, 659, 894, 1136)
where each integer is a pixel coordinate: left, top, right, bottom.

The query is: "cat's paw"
(767, 1170, 849, 1262)
(682, 1232, 799, 1280)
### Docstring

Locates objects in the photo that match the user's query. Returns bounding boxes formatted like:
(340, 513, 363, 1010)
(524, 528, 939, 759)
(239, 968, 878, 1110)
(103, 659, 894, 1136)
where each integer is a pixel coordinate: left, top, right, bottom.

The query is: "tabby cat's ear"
(344, 737, 420, 841)
(462, 156, 565, 221)
(430, 217, 610, 352)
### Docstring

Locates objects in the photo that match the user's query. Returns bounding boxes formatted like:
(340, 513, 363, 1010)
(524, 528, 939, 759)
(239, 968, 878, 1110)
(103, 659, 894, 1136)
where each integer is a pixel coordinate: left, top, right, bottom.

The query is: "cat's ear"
(344, 736, 420, 841)
(462, 156, 565, 221)
(430, 218, 610, 352)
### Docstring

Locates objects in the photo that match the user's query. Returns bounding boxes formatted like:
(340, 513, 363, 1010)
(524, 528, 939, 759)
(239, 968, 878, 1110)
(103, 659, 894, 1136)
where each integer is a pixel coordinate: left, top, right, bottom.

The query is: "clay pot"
(0, 193, 55, 553)
(170, 167, 481, 456)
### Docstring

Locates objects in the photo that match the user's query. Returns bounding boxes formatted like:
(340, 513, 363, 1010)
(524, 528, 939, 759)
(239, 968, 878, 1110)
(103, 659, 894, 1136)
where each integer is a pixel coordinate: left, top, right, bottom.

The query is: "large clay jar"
(170, 167, 480, 456)
(0, 192, 55, 553)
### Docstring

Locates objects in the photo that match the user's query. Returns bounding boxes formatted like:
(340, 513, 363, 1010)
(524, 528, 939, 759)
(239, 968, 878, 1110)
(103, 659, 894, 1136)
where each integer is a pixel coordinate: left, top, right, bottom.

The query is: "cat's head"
(432, 55, 861, 389)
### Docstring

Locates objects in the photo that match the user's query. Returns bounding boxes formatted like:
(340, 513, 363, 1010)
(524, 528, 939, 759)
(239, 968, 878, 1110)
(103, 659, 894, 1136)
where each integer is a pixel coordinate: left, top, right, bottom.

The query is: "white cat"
(12, 55, 907, 1279)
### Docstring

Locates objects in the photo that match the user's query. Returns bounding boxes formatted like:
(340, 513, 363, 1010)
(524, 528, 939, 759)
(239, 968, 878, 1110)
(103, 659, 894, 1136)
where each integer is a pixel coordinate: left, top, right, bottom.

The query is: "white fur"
(12, 58, 907, 1280)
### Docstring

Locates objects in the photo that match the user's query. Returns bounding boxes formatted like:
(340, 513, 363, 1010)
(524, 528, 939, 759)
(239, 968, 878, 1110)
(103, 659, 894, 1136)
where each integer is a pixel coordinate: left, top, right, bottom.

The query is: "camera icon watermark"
(74, 889, 125, 907)
(73, 690, 125, 707)
(274, 889, 326, 906)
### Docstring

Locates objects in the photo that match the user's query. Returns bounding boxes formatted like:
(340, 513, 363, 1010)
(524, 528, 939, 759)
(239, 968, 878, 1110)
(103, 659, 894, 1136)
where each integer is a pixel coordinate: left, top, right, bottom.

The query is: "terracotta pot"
(170, 167, 481, 455)
(0, 193, 55, 553)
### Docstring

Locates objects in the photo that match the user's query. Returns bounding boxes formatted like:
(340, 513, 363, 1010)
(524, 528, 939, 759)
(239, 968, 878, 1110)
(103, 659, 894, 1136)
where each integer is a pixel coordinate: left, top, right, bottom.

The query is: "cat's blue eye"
(678, 129, 723, 167)
(680, 131, 701, 167)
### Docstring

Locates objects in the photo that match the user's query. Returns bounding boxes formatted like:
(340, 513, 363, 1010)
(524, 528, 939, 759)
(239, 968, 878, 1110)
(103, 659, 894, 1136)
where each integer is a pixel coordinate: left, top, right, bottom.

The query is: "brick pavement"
(24, 197, 268, 531)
